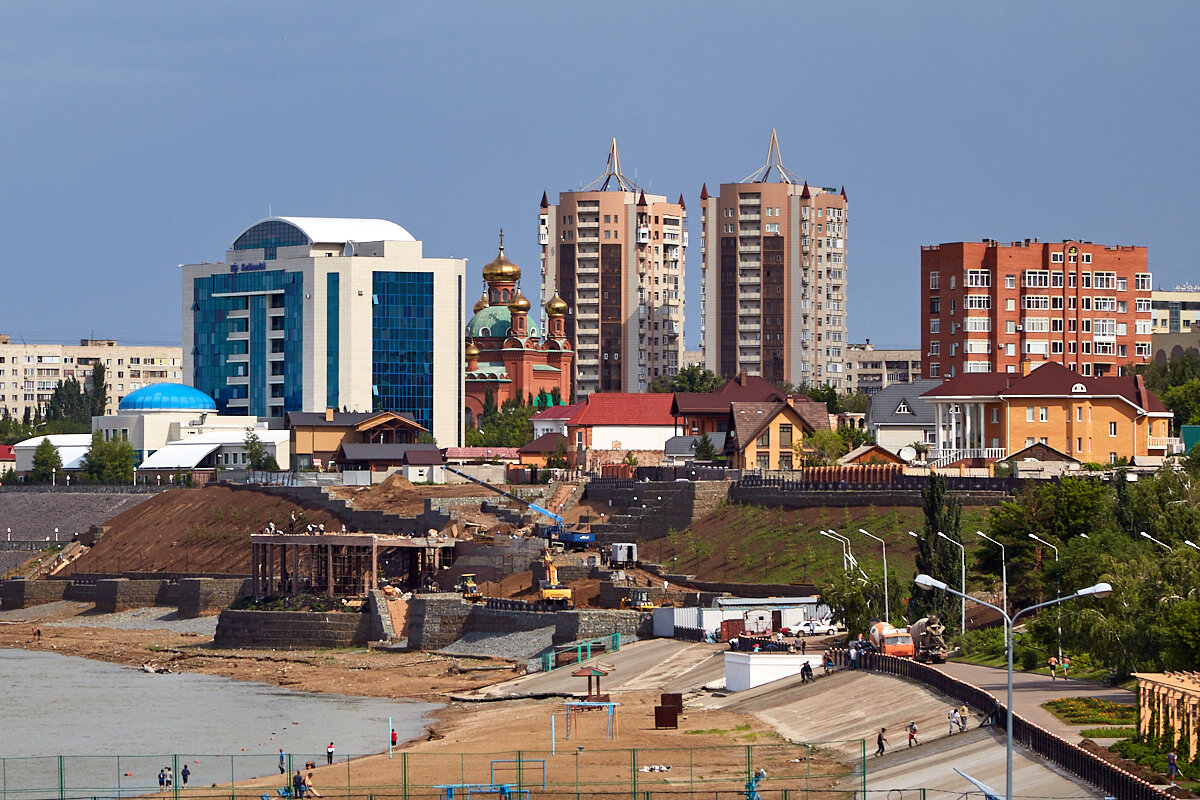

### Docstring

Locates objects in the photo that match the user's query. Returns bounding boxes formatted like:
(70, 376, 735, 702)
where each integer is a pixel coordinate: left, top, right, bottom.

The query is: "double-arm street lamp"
(858, 528, 889, 623)
(937, 531, 967, 629)
(915, 573, 1112, 800)
(817, 529, 851, 572)
(975, 530, 1006, 617)
(1140, 530, 1172, 552)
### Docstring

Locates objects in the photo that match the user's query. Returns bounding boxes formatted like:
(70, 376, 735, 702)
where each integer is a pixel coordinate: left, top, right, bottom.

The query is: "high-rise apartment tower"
(700, 131, 849, 388)
(539, 141, 686, 396)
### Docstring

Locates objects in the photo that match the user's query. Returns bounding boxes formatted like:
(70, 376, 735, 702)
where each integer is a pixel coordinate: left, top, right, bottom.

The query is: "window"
(1069, 342, 1077, 354)
(1108, 421, 1117, 437)
(1136, 320, 1152, 335)
(1006, 321, 1016, 334)
(928, 341, 940, 355)
(1118, 277, 1128, 291)
(1069, 272, 1077, 288)
(1051, 252, 1064, 263)
(965, 317, 991, 332)
(779, 424, 793, 447)
(966, 295, 991, 310)
(1076, 407, 1083, 422)
(1082, 253, 1092, 264)
(896, 400, 911, 414)
(757, 430, 770, 448)
(1024, 318, 1050, 332)
(1006, 298, 1016, 311)
(967, 269, 991, 287)
(1024, 296, 1050, 310)
(1136, 273, 1152, 291)
(1005, 274, 1016, 289)
(1136, 342, 1151, 356)
(1109, 452, 1119, 464)
(1051, 319, 1064, 332)
(757, 454, 770, 470)
(929, 272, 940, 289)
(928, 362, 940, 377)
(1051, 341, 1064, 354)
(1026, 437, 1036, 447)
(991, 408, 999, 423)
(950, 276, 957, 290)
(1024, 270, 1050, 288)
(1052, 271, 1064, 288)
(929, 297, 941, 313)
(966, 340, 990, 353)
(1082, 341, 1092, 353)
(1136, 298, 1151, 312)
(1006, 343, 1016, 356)
(1052, 296, 1064, 310)
(1094, 271, 1115, 289)
(1077, 437, 1083, 452)
(930, 319, 940, 333)
(1026, 407, 1035, 423)
(1040, 407, 1048, 422)
(779, 454, 793, 471)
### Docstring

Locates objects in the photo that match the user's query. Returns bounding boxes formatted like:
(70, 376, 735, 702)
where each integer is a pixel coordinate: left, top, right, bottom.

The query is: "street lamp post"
(826, 528, 867, 580)
(915, 573, 1112, 800)
(937, 531, 967, 630)
(1027, 533, 1061, 663)
(1140, 530, 1172, 552)
(975, 530, 1006, 617)
(818, 530, 850, 572)
(858, 528, 889, 623)
(1184, 540, 1200, 553)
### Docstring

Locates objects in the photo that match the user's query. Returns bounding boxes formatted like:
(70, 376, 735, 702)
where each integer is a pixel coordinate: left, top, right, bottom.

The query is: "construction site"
(0, 475, 1173, 800)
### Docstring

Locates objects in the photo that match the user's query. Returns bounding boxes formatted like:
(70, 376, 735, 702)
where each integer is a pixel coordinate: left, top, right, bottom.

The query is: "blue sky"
(2, 2, 1197, 351)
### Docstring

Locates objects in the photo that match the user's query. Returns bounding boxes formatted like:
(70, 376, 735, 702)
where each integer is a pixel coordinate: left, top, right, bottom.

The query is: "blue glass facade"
(372, 271, 434, 430)
(191, 270, 304, 417)
(232, 220, 309, 260)
(326, 273, 340, 411)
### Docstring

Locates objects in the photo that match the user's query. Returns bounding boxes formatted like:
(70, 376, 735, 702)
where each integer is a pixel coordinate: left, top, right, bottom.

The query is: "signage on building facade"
(229, 262, 267, 273)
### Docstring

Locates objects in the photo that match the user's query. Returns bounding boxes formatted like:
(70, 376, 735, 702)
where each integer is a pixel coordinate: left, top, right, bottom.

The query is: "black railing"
(832, 650, 1171, 800)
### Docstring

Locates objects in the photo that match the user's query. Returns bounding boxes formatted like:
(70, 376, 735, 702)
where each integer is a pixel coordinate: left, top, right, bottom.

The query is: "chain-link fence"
(0, 742, 866, 800)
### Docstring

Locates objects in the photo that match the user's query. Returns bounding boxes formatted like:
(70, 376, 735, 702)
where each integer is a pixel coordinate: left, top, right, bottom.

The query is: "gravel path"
(439, 627, 555, 661)
(44, 606, 219, 635)
(0, 600, 82, 622)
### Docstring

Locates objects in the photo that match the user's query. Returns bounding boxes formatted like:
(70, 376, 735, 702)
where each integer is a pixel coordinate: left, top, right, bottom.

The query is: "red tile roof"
(671, 371, 785, 415)
(530, 403, 582, 421)
(921, 362, 1170, 413)
(0, 445, 13, 461)
(570, 393, 676, 426)
(518, 432, 568, 454)
(443, 447, 519, 460)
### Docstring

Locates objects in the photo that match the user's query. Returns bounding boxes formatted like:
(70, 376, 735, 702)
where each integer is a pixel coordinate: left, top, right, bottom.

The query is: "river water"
(0, 648, 438, 798)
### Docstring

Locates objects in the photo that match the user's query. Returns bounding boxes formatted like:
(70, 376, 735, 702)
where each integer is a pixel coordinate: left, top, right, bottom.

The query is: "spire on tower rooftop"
(741, 129, 804, 184)
(583, 138, 641, 192)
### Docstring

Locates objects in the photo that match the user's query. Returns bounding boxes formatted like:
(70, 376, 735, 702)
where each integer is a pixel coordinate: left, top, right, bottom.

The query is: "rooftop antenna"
(268, 203, 273, 217)
(583, 139, 641, 192)
(742, 129, 803, 184)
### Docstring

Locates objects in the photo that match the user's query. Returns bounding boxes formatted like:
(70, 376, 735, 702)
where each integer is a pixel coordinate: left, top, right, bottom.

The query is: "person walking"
(1168, 749, 1180, 786)
(391, 729, 398, 748)
(165, 767, 172, 789)
(279, 749, 287, 774)
(958, 704, 969, 732)
(874, 727, 888, 757)
(326, 742, 335, 765)
(907, 721, 920, 747)
(1048, 655, 1058, 680)
(949, 707, 959, 735)
(799, 638, 807, 655)
(180, 764, 190, 789)
(158, 769, 166, 791)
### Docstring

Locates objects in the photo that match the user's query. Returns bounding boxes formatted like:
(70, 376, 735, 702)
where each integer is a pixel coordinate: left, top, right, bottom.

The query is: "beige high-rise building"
(539, 141, 686, 396)
(0, 335, 183, 419)
(700, 130, 849, 389)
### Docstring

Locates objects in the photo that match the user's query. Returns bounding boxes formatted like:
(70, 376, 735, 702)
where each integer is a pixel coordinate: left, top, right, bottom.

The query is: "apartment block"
(921, 239, 1152, 379)
(845, 341, 921, 395)
(700, 130, 849, 388)
(539, 140, 686, 396)
(1151, 286, 1200, 334)
(0, 335, 183, 419)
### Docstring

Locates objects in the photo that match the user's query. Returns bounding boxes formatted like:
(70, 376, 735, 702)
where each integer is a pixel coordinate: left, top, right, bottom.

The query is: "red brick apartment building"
(921, 239, 1152, 379)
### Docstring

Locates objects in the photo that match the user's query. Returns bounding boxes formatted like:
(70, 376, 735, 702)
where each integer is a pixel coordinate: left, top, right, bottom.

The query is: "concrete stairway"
(583, 480, 731, 542)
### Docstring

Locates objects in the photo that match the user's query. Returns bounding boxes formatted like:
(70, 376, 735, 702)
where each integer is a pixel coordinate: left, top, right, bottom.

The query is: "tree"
(30, 438, 62, 483)
(244, 430, 281, 471)
(908, 473, 964, 630)
(836, 425, 872, 452)
(416, 432, 438, 446)
(694, 432, 717, 461)
(79, 431, 135, 484)
(465, 398, 536, 447)
(1161, 379, 1200, 428)
(649, 365, 723, 394)
(820, 568, 887, 642)
(796, 429, 847, 466)
(545, 441, 568, 469)
(89, 362, 108, 417)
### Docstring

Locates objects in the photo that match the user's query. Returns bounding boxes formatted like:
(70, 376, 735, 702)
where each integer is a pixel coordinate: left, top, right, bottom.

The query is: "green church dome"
(466, 304, 538, 339)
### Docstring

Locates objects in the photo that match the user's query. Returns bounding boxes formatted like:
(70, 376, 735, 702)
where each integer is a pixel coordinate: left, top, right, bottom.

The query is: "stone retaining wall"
(2, 576, 248, 616)
(177, 578, 252, 618)
(213, 609, 373, 649)
(406, 593, 652, 651)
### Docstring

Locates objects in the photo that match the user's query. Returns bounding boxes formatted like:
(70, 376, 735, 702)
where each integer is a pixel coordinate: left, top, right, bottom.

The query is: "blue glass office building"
(182, 217, 465, 446)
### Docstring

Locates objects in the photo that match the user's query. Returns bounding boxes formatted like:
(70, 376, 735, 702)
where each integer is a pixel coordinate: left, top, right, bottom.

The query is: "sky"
(2, 2, 1198, 352)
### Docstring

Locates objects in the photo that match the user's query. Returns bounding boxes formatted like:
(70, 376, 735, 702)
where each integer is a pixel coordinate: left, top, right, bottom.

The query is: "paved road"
(935, 660, 1136, 740)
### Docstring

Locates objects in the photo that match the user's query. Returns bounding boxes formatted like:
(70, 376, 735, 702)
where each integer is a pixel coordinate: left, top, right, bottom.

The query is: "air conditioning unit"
(1016, 324, 1024, 331)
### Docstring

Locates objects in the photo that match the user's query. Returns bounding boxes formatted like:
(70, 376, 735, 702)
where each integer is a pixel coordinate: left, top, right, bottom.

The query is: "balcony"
(930, 447, 1007, 468)
(1149, 436, 1184, 454)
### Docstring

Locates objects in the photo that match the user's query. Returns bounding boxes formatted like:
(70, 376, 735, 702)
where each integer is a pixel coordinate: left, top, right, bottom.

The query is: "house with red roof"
(563, 392, 677, 469)
(0, 444, 14, 476)
(671, 371, 786, 436)
(921, 362, 1176, 467)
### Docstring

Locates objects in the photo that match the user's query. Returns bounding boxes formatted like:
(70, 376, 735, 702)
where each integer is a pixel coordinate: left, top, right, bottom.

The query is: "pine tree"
(908, 473, 964, 630)
(90, 362, 108, 417)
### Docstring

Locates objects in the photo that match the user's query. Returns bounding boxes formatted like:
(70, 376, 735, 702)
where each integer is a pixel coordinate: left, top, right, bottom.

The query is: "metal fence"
(737, 474, 1026, 494)
(832, 650, 1172, 800)
(0, 743, 865, 800)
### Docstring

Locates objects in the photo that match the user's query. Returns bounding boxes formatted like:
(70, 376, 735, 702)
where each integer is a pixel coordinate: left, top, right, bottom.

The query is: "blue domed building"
(94, 383, 288, 472)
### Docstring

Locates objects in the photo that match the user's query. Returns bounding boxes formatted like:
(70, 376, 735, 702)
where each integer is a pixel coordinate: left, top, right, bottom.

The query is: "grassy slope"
(647, 501, 994, 587)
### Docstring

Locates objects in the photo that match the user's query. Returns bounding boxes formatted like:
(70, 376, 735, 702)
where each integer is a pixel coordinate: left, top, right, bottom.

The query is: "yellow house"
(723, 399, 828, 470)
(921, 362, 1175, 466)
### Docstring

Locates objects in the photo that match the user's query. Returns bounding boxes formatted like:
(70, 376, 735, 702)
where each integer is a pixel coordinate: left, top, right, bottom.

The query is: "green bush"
(956, 627, 1006, 657)
(1079, 726, 1137, 739)
(1019, 643, 1040, 671)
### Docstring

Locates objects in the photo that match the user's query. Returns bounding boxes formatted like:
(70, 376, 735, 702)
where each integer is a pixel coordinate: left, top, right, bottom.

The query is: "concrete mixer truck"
(868, 621, 915, 657)
(909, 615, 949, 663)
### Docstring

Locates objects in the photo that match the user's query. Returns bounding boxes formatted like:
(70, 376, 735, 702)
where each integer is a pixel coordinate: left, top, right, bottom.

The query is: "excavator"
(443, 466, 595, 550)
(537, 549, 573, 606)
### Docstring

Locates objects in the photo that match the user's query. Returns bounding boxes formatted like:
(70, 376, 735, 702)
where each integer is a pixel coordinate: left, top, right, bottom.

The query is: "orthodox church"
(464, 234, 573, 427)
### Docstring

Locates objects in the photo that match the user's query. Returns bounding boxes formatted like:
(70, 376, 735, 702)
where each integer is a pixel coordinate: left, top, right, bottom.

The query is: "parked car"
(800, 619, 844, 636)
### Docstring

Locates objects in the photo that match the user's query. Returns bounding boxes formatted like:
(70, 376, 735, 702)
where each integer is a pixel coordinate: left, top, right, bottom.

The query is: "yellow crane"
(537, 550, 573, 606)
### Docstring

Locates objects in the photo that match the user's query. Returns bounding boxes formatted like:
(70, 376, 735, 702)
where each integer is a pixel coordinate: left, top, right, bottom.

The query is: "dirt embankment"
(329, 473, 495, 517)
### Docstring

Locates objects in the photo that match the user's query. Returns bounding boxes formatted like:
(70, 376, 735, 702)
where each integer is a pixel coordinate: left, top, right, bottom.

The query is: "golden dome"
(481, 230, 521, 283)
(472, 292, 489, 313)
(508, 291, 531, 314)
(545, 292, 568, 316)
(465, 341, 480, 360)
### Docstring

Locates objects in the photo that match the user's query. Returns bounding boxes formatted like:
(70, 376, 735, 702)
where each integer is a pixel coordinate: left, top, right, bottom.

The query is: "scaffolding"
(249, 533, 456, 596)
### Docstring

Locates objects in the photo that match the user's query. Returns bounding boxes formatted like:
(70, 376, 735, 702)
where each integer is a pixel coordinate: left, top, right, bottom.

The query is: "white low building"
(13, 434, 93, 473)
